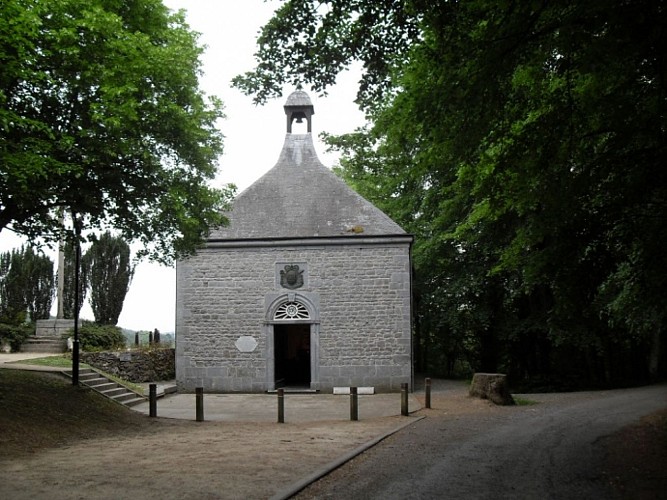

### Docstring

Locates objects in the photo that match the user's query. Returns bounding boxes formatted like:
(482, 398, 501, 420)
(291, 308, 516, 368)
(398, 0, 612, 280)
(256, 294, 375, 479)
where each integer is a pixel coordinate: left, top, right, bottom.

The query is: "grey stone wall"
(176, 238, 412, 393)
(35, 319, 75, 338)
(81, 348, 175, 383)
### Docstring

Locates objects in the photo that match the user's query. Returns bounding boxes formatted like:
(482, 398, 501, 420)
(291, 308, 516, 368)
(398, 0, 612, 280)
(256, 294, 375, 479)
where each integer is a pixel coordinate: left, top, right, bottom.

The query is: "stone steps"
(64, 368, 146, 407)
(20, 336, 66, 354)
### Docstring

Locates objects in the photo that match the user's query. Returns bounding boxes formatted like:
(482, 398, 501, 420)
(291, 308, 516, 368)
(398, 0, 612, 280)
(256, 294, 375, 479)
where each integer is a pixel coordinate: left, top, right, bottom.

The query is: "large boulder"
(469, 373, 515, 405)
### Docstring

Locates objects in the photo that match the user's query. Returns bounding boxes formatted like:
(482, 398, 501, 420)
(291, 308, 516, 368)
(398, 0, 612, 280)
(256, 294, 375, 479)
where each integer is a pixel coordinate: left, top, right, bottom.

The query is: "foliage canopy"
(237, 0, 667, 387)
(1, 0, 233, 263)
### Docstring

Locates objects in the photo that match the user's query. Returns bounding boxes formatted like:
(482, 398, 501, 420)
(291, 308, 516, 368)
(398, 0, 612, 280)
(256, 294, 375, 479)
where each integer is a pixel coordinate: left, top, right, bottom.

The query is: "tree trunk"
(469, 373, 515, 405)
(648, 329, 661, 380)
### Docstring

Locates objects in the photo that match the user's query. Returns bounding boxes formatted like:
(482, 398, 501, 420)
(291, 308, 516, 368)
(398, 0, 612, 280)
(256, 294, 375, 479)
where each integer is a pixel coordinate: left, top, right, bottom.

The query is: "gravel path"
(295, 381, 667, 499)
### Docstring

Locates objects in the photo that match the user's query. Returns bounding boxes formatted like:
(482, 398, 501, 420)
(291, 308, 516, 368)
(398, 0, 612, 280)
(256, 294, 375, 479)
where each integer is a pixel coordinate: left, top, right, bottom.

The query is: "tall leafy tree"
(0, 246, 54, 324)
(0, 250, 28, 324)
(83, 232, 134, 326)
(237, 0, 667, 386)
(0, 0, 234, 263)
(23, 246, 54, 321)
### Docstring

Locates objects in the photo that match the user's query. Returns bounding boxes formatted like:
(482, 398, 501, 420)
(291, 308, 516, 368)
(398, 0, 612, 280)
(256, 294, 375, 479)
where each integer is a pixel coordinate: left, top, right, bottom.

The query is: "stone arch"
(265, 292, 319, 324)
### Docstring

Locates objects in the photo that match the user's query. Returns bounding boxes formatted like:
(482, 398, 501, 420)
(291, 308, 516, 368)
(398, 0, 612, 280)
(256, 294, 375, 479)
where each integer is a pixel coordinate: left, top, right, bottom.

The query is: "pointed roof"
(208, 92, 406, 241)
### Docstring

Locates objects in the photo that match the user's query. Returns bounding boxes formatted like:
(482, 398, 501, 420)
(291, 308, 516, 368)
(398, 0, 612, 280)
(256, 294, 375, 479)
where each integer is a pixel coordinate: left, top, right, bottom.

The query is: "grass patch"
(8, 355, 87, 368)
(514, 397, 539, 406)
(0, 370, 154, 459)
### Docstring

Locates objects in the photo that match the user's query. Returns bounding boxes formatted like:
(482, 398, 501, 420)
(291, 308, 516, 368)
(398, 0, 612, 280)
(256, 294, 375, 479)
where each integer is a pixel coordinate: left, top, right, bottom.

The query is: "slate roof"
(208, 94, 407, 241)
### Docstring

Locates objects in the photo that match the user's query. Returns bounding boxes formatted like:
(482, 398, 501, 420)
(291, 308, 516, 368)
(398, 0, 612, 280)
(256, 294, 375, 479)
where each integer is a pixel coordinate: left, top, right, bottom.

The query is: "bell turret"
(284, 90, 314, 133)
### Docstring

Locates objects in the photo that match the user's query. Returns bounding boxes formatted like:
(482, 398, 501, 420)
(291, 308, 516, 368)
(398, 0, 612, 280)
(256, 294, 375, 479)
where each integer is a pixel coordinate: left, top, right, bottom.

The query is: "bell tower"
(284, 89, 314, 133)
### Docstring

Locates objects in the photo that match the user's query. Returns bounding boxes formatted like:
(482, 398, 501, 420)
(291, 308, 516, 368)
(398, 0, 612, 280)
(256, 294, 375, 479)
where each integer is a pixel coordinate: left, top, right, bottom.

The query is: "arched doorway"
(274, 322, 311, 388)
(266, 294, 319, 391)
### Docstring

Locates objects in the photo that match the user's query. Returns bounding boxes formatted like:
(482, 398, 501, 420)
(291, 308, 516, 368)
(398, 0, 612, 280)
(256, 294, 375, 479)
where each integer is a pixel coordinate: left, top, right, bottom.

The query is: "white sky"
(0, 0, 365, 332)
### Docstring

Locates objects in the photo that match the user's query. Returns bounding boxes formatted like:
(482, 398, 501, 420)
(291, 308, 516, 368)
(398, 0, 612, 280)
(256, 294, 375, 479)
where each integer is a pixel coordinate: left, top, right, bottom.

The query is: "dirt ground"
(0, 370, 412, 499)
(602, 408, 667, 500)
(1, 370, 665, 499)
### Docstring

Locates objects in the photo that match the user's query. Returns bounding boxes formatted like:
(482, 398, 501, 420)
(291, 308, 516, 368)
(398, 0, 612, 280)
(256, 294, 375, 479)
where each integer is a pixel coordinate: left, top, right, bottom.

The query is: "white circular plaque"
(235, 335, 258, 353)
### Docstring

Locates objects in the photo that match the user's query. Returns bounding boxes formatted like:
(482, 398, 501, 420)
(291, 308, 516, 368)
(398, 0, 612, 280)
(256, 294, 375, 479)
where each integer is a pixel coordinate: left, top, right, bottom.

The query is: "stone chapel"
(175, 90, 413, 393)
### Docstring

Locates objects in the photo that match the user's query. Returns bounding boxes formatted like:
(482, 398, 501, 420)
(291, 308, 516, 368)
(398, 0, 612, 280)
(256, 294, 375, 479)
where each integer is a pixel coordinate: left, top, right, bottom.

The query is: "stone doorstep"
(267, 388, 319, 394)
(333, 387, 375, 395)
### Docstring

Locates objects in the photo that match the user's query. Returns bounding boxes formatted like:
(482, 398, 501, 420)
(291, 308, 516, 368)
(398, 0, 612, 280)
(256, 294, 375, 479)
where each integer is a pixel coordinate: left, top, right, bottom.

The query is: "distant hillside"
(121, 329, 174, 347)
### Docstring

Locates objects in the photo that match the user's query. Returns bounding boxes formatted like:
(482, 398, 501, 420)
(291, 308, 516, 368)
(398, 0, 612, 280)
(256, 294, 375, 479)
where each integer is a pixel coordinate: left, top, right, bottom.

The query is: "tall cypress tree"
(84, 232, 134, 326)
(0, 246, 54, 324)
(23, 246, 54, 321)
(0, 249, 27, 324)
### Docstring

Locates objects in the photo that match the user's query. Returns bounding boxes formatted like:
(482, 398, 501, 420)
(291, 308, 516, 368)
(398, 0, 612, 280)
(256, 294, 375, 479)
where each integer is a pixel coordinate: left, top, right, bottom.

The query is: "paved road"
(295, 383, 667, 500)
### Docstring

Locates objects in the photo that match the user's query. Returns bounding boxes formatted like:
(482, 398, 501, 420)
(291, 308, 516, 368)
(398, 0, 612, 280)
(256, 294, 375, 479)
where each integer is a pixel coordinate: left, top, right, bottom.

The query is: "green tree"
(0, 250, 28, 325)
(0, 0, 234, 263)
(237, 0, 667, 386)
(83, 232, 134, 325)
(23, 246, 54, 321)
(0, 246, 54, 324)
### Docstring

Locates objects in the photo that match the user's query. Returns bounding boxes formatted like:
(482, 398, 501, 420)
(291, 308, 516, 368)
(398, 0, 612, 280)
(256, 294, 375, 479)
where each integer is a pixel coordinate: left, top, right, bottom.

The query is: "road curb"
(270, 415, 426, 500)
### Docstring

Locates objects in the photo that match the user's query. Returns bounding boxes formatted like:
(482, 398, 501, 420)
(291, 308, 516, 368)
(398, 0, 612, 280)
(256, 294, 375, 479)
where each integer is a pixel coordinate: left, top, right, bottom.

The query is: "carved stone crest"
(280, 264, 304, 289)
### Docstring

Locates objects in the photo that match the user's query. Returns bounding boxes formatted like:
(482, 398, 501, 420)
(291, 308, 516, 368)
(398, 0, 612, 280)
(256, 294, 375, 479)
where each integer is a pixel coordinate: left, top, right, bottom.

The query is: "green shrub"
(63, 322, 126, 351)
(0, 323, 34, 352)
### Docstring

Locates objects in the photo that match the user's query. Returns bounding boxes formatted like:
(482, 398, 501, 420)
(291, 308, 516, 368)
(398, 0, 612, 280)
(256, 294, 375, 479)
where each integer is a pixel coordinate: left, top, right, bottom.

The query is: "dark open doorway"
(274, 324, 310, 388)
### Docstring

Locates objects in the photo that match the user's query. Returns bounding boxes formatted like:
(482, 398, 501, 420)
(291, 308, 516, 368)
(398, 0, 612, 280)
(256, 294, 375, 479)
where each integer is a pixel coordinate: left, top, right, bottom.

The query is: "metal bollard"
(401, 383, 409, 416)
(277, 388, 285, 423)
(425, 377, 432, 409)
(350, 387, 358, 421)
(149, 383, 157, 418)
(195, 387, 204, 422)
